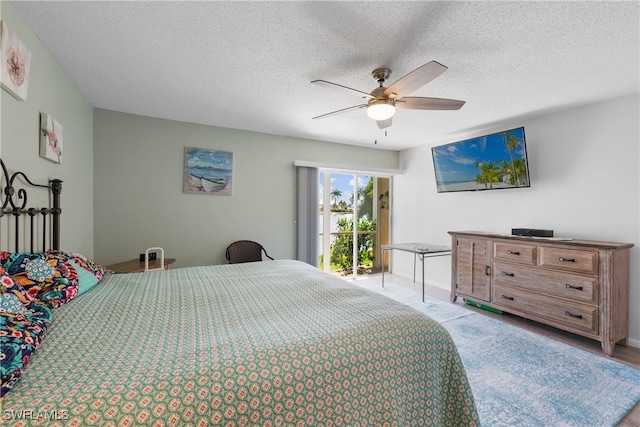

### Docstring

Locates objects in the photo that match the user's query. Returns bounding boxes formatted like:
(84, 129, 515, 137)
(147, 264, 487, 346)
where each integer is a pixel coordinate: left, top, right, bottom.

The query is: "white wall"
(0, 3, 94, 255)
(93, 109, 399, 268)
(393, 94, 640, 346)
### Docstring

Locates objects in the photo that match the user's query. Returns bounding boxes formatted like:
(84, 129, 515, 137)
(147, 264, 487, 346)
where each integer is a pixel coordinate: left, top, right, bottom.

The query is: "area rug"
(357, 281, 640, 427)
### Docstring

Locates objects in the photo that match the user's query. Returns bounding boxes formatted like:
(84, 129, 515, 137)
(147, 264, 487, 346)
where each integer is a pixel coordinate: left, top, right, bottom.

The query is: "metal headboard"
(0, 159, 62, 252)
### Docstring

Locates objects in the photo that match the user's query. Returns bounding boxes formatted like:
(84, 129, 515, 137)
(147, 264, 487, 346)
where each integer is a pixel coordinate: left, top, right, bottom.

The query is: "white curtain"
(296, 166, 318, 266)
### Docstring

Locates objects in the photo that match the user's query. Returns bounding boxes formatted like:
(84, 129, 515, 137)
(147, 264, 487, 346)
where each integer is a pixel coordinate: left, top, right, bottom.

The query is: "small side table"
(106, 258, 176, 273)
(381, 243, 451, 302)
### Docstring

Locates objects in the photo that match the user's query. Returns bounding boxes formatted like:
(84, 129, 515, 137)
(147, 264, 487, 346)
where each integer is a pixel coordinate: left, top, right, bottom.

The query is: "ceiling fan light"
(367, 100, 396, 121)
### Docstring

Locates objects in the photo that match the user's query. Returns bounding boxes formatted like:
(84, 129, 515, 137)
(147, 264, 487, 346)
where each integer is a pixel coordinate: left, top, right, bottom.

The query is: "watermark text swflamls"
(2, 409, 69, 421)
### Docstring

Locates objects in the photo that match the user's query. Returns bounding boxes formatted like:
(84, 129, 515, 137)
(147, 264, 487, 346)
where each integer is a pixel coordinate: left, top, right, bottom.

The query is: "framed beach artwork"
(0, 21, 32, 101)
(184, 147, 233, 195)
(40, 113, 63, 164)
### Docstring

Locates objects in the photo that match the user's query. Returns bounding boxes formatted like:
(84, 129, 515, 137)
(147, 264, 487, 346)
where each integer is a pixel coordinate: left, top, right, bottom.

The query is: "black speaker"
(511, 228, 554, 238)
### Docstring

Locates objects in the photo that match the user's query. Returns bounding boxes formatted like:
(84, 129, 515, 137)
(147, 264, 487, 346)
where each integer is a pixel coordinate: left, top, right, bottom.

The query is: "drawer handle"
(485, 266, 491, 276)
(501, 272, 515, 277)
(565, 284, 584, 291)
(565, 311, 583, 319)
(501, 295, 514, 301)
(507, 250, 520, 255)
(558, 257, 576, 263)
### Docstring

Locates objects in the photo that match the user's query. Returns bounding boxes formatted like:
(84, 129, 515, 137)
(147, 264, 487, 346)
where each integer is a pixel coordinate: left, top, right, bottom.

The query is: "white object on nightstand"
(144, 247, 165, 271)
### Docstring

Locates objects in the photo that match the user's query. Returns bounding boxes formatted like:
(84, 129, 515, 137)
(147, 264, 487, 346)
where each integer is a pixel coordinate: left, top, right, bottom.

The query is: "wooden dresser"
(449, 231, 633, 356)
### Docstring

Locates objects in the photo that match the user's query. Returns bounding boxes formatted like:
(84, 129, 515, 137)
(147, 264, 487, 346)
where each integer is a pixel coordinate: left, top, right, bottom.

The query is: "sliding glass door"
(318, 171, 390, 279)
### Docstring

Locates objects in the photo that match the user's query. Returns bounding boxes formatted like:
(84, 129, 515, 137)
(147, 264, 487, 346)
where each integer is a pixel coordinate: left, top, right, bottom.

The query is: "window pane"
(318, 172, 390, 277)
(356, 176, 375, 274)
(328, 173, 354, 276)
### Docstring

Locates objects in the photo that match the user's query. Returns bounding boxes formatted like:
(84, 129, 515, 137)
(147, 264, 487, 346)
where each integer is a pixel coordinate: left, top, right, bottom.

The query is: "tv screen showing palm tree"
(431, 127, 530, 193)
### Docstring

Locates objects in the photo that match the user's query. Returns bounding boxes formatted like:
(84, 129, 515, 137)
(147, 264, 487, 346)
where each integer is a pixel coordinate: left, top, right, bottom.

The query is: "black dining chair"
(225, 240, 274, 264)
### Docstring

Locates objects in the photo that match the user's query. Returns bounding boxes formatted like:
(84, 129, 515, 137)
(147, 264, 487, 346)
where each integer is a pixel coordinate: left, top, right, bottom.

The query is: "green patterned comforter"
(3, 260, 478, 426)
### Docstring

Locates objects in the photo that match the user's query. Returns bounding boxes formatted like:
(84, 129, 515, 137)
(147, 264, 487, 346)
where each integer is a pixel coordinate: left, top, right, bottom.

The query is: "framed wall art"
(0, 20, 32, 101)
(40, 113, 63, 164)
(184, 147, 233, 195)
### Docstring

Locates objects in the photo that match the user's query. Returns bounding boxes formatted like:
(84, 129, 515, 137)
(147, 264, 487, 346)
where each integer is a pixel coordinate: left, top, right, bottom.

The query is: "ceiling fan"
(311, 61, 465, 129)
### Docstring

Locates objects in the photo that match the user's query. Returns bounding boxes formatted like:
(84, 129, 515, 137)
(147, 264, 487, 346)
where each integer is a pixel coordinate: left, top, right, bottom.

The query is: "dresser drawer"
(539, 246, 598, 275)
(493, 241, 537, 265)
(493, 284, 598, 335)
(493, 261, 598, 304)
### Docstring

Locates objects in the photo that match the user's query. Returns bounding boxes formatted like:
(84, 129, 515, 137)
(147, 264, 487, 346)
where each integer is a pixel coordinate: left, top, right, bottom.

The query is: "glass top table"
(381, 243, 452, 302)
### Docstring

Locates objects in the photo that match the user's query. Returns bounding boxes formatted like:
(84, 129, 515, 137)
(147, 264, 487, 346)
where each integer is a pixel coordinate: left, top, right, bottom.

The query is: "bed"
(0, 159, 479, 426)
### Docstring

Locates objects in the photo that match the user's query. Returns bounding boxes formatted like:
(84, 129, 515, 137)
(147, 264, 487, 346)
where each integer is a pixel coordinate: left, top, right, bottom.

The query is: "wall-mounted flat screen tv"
(431, 126, 530, 193)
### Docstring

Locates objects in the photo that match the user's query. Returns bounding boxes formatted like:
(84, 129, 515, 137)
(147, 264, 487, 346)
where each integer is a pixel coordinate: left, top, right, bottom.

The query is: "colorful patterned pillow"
(0, 266, 17, 291)
(0, 293, 29, 316)
(0, 300, 53, 398)
(0, 267, 30, 312)
(46, 251, 112, 296)
(3, 253, 79, 308)
(46, 250, 112, 281)
(0, 251, 12, 268)
(68, 260, 100, 295)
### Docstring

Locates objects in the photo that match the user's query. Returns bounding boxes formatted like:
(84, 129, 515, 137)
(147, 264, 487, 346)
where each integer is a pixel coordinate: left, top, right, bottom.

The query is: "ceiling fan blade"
(312, 104, 367, 120)
(376, 117, 393, 129)
(384, 61, 448, 98)
(397, 96, 466, 110)
(311, 80, 374, 100)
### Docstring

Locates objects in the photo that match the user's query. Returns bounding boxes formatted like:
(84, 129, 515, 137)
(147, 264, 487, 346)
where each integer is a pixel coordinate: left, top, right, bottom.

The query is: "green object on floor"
(464, 298, 503, 314)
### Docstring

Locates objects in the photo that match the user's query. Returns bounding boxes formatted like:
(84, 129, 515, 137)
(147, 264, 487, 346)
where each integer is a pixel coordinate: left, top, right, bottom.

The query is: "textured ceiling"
(11, 1, 640, 150)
